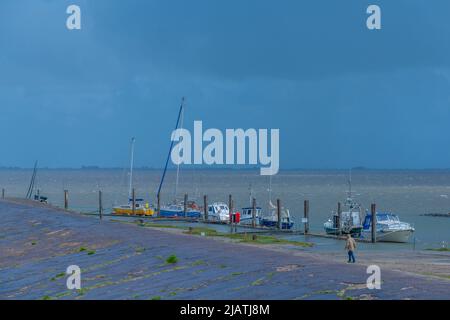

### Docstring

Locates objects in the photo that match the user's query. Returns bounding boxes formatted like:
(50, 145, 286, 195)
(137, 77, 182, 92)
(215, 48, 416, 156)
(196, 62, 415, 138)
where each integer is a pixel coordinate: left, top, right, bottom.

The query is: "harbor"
(0, 197, 449, 300)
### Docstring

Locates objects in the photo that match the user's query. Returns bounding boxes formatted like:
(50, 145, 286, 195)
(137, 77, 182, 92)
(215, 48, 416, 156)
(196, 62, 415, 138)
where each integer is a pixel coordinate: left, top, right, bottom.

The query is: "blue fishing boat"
(159, 203, 201, 218)
(259, 176, 294, 230)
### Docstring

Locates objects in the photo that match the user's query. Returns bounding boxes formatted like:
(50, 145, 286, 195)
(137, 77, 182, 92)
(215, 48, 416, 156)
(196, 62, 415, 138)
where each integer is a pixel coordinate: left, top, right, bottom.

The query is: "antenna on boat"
(128, 137, 136, 200)
(157, 97, 185, 202)
(348, 168, 352, 199)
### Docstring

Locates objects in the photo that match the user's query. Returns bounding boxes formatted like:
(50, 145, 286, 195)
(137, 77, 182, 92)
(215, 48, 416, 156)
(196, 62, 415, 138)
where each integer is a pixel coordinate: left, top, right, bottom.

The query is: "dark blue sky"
(1, 0, 450, 169)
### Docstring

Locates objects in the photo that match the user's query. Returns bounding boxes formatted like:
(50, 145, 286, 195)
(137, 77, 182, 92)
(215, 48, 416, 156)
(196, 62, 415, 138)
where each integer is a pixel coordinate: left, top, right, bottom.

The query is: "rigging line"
(156, 97, 185, 200)
(174, 104, 184, 201)
(128, 137, 136, 200)
(26, 161, 38, 198)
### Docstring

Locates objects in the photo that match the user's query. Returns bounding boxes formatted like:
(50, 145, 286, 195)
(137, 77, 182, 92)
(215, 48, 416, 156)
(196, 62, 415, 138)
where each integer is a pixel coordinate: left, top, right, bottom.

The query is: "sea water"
(1, 168, 449, 250)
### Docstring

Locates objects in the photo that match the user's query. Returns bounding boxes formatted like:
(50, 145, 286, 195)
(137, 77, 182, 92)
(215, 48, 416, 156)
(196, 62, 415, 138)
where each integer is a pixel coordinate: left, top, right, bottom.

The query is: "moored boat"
(260, 201, 294, 230)
(159, 202, 201, 218)
(362, 212, 415, 243)
(113, 198, 154, 216)
(207, 202, 230, 222)
(112, 137, 155, 216)
(323, 172, 363, 236)
(240, 206, 262, 225)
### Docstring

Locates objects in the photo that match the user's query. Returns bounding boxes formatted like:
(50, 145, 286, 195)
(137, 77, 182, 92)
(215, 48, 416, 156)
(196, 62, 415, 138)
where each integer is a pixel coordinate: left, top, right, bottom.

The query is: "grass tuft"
(166, 254, 178, 264)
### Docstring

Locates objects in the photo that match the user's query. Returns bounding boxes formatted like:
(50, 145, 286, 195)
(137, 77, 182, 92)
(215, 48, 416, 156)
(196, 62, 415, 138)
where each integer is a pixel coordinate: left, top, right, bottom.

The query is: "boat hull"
(374, 229, 414, 243)
(159, 209, 201, 218)
(324, 226, 362, 237)
(112, 207, 154, 216)
(261, 219, 294, 230)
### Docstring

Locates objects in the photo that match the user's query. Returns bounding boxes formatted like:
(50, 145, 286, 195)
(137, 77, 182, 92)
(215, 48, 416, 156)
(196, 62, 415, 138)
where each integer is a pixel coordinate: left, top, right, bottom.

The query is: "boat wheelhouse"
(240, 206, 262, 225)
(207, 202, 230, 222)
(323, 172, 363, 236)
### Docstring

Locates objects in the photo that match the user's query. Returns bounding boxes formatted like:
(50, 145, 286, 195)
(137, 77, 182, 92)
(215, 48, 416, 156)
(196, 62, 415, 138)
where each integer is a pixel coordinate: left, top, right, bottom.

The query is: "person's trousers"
(348, 250, 356, 263)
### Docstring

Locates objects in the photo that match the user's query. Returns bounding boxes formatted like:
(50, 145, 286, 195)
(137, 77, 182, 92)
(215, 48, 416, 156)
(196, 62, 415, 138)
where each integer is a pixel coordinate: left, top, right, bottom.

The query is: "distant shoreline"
(3, 167, 450, 172)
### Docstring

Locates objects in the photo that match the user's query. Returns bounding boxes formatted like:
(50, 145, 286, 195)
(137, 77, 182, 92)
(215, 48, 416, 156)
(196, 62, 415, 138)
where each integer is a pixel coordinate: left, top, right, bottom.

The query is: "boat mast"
(174, 104, 184, 201)
(157, 97, 185, 202)
(26, 161, 38, 199)
(128, 137, 136, 200)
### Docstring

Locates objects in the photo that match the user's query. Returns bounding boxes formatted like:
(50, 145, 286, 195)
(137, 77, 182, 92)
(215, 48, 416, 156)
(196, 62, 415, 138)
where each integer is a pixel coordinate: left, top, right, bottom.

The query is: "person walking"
(345, 234, 357, 263)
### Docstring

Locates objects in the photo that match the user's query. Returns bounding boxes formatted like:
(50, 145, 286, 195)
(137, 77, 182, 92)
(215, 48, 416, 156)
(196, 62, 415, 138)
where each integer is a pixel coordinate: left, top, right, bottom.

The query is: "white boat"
(362, 212, 415, 243)
(240, 207, 262, 225)
(323, 175, 363, 236)
(207, 202, 230, 222)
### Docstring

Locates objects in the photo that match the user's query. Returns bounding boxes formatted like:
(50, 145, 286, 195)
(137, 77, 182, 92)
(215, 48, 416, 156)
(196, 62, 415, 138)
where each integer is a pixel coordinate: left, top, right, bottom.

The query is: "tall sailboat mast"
(157, 97, 185, 201)
(128, 137, 136, 200)
(174, 104, 184, 201)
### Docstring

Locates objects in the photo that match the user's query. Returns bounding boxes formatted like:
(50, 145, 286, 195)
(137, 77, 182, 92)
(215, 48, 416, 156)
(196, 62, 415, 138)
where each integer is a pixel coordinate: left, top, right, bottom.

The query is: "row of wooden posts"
(93, 189, 378, 242)
(1, 187, 377, 243)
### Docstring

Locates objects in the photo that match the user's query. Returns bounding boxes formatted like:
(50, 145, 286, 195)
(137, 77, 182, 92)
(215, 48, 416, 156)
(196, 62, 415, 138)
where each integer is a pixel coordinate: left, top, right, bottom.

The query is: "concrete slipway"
(0, 199, 449, 300)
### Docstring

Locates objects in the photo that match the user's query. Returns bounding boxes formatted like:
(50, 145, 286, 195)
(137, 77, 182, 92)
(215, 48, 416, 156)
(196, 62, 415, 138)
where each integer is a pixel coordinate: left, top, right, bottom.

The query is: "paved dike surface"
(0, 199, 449, 300)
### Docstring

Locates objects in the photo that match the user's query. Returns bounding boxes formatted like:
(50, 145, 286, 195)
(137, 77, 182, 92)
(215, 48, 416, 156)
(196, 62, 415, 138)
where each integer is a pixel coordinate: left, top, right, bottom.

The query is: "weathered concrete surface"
(0, 199, 449, 300)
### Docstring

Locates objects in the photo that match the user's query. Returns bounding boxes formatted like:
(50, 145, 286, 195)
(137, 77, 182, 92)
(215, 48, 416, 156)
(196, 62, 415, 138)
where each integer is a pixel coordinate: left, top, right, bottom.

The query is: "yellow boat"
(112, 137, 155, 216)
(113, 199, 155, 216)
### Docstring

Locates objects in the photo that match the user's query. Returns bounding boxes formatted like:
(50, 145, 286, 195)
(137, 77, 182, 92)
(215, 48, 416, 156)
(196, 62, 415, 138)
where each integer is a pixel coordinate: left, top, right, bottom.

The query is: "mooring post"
(132, 188, 136, 216)
(64, 190, 68, 210)
(371, 203, 376, 243)
(304, 200, 309, 234)
(37, 189, 40, 201)
(337, 202, 342, 236)
(277, 199, 281, 230)
(99, 190, 103, 220)
(157, 194, 161, 217)
(184, 193, 188, 218)
(229, 194, 233, 233)
(252, 197, 257, 228)
(1, 188, 4, 199)
(203, 195, 208, 221)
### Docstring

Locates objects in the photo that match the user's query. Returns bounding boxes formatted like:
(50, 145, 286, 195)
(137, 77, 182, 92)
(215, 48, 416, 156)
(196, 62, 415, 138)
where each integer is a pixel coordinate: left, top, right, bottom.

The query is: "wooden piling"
(203, 195, 208, 221)
(371, 203, 376, 243)
(132, 188, 136, 216)
(277, 199, 281, 230)
(252, 198, 257, 228)
(1, 188, 4, 199)
(337, 202, 342, 235)
(229, 194, 233, 233)
(64, 190, 68, 210)
(183, 193, 188, 218)
(304, 200, 310, 234)
(99, 191, 103, 220)
(157, 194, 161, 217)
